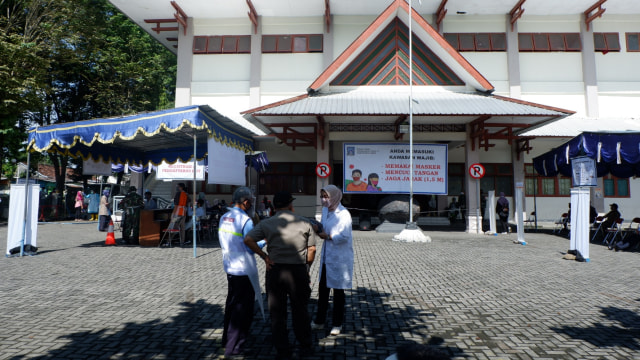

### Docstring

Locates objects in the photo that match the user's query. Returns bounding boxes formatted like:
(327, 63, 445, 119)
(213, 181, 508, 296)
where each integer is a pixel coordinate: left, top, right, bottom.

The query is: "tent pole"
(192, 130, 197, 258)
(20, 150, 32, 257)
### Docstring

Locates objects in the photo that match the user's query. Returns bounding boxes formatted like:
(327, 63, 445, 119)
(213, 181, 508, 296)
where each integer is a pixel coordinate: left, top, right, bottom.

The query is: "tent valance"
(533, 132, 640, 178)
(27, 105, 255, 166)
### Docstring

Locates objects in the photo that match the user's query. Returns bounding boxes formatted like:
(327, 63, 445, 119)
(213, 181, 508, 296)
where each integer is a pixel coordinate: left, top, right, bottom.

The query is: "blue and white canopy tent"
(533, 131, 640, 178)
(14, 105, 265, 257)
(532, 131, 640, 261)
(27, 105, 258, 166)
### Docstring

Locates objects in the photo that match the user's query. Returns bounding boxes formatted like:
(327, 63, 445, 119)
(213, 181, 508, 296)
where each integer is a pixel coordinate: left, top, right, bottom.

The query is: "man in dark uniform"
(119, 186, 144, 244)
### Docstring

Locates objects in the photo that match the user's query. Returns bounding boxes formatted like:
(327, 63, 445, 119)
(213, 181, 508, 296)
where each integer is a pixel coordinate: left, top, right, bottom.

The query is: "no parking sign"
(469, 163, 485, 179)
(316, 162, 331, 178)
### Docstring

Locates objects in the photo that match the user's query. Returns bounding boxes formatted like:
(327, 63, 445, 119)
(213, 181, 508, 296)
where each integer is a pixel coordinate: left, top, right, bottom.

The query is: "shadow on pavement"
(551, 305, 640, 351)
(9, 300, 225, 360)
(313, 286, 465, 359)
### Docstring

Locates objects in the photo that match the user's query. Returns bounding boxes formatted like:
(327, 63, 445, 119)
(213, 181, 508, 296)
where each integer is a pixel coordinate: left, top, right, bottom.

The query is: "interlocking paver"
(1, 223, 639, 359)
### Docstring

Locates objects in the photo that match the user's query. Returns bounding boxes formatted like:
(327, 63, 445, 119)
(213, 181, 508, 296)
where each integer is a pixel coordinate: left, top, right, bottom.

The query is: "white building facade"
(110, 0, 640, 230)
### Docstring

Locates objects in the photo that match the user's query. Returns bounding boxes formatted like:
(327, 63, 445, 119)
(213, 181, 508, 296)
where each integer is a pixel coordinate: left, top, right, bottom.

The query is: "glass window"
(208, 36, 223, 53)
(518, 33, 533, 50)
(309, 35, 323, 51)
(495, 177, 513, 197)
(293, 36, 307, 52)
(565, 33, 581, 50)
(449, 163, 464, 174)
(617, 179, 629, 196)
(238, 36, 251, 53)
(459, 34, 475, 51)
(222, 36, 237, 53)
(262, 36, 277, 52)
(542, 178, 555, 195)
(594, 33, 607, 50)
(476, 33, 490, 51)
(491, 33, 506, 50)
(604, 178, 614, 196)
(448, 176, 463, 196)
(525, 164, 535, 176)
(533, 34, 550, 50)
(605, 33, 620, 51)
(480, 177, 494, 194)
(627, 33, 640, 51)
(558, 178, 571, 195)
(497, 164, 512, 174)
(525, 178, 536, 196)
(549, 34, 565, 50)
(193, 36, 207, 52)
(277, 35, 292, 52)
(260, 163, 316, 195)
(444, 33, 459, 49)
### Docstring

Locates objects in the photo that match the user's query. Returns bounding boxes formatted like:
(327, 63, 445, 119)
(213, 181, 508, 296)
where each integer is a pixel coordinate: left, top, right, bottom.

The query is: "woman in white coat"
(311, 184, 353, 336)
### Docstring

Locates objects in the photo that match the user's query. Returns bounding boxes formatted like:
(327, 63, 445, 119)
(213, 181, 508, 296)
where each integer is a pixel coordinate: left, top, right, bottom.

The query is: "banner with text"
(343, 143, 448, 194)
(157, 161, 205, 181)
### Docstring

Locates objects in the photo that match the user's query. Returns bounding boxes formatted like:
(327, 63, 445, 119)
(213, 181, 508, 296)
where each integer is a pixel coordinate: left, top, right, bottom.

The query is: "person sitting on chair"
(601, 203, 621, 231)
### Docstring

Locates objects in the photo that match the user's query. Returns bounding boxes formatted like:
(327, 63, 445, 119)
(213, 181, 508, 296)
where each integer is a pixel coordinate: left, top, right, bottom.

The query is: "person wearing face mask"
(346, 169, 367, 192)
(366, 173, 381, 192)
(218, 186, 265, 358)
(311, 185, 354, 336)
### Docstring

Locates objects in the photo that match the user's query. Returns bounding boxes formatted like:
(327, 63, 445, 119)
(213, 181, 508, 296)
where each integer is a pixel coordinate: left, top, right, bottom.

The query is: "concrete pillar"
(315, 122, 330, 220)
(580, 15, 599, 117)
(323, 14, 334, 68)
(175, 17, 194, 107)
(512, 142, 525, 227)
(249, 16, 262, 108)
(505, 15, 521, 99)
(464, 128, 481, 233)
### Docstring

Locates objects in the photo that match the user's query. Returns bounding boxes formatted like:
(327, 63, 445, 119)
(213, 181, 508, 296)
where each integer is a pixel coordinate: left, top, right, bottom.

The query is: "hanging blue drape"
(533, 132, 640, 178)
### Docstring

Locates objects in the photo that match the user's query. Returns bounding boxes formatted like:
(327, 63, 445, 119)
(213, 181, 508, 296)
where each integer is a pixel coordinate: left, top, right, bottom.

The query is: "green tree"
(0, 0, 57, 177)
(3, 0, 176, 192)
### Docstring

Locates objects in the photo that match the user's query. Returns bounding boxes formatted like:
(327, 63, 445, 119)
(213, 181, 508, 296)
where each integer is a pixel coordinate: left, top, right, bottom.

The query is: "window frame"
(259, 162, 317, 195)
(262, 34, 323, 53)
(518, 33, 582, 52)
(626, 32, 640, 52)
(444, 33, 507, 52)
(603, 174, 630, 198)
(448, 163, 514, 197)
(594, 32, 621, 53)
(524, 164, 571, 197)
(192, 35, 251, 54)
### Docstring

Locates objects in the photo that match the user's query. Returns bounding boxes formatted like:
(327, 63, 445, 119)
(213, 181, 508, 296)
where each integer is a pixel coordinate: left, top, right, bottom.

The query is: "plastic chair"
(621, 217, 640, 241)
(603, 218, 624, 248)
(553, 213, 568, 233)
(523, 211, 536, 229)
(590, 216, 605, 242)
(159, 216, 184, 247)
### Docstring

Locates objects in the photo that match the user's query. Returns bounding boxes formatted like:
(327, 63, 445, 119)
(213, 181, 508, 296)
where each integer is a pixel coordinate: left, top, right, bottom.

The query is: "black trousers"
(499, 215, 509, 233)
(223, 274, 255, 356)
(314, 265, 345, 327)
(266, 264, 312, 356)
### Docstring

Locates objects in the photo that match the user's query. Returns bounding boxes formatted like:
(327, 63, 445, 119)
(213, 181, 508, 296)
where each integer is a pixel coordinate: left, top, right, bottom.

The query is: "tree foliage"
(1, 0, 176, 190)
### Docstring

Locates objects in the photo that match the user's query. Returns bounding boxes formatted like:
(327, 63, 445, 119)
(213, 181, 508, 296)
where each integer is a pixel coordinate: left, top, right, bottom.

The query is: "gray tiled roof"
(250, 89, 569, 117)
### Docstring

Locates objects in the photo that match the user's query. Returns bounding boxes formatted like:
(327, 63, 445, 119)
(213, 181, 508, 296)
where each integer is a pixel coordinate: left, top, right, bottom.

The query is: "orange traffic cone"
(105, 219, 116, 245)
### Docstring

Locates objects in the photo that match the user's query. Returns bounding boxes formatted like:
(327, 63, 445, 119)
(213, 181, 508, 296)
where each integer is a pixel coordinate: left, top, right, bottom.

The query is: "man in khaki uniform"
(244, 191, 317, 359)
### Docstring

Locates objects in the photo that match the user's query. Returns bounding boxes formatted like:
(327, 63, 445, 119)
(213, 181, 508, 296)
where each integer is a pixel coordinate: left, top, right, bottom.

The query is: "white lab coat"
(318, 204, 354, 289)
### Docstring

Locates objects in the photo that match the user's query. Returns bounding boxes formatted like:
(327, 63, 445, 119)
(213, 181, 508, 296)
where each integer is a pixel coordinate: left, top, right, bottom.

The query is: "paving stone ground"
(1, 222, 639, 360)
